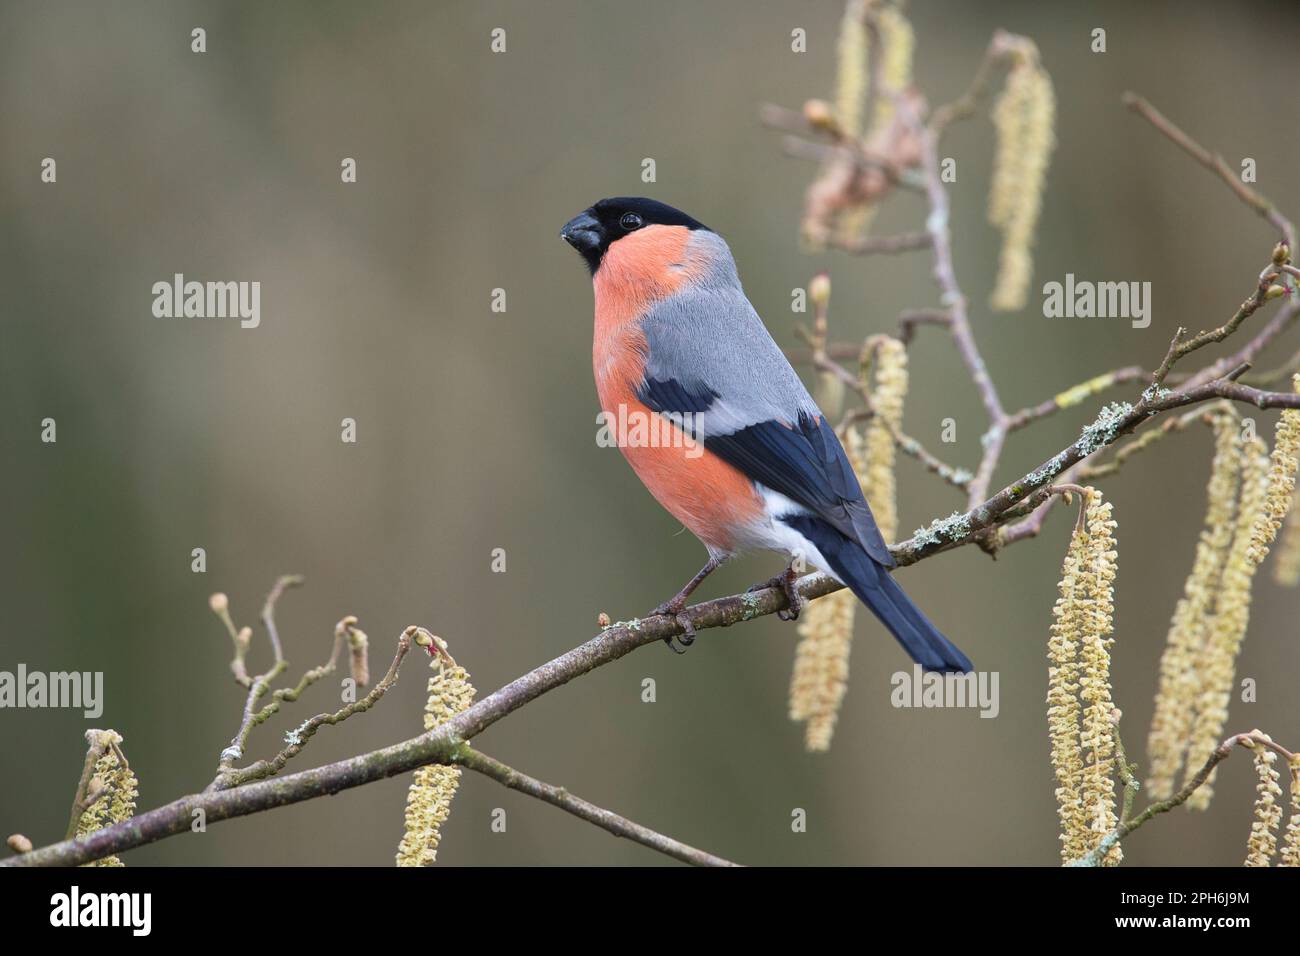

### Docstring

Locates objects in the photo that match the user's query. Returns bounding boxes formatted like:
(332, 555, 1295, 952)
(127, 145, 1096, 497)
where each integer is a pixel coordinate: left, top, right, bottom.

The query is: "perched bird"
(561, 197, 971, 672)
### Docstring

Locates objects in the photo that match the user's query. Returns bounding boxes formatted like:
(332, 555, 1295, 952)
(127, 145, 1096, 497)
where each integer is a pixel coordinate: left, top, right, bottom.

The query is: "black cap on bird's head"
(560, 197, 710, 274)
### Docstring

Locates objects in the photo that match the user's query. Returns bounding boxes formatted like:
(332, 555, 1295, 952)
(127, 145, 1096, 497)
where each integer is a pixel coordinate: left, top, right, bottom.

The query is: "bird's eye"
(619, 212, 644, 231)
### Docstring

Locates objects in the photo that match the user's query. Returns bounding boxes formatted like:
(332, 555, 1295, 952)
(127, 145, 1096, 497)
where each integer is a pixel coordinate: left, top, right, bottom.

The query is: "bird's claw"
(750, 568, 803, 621)
(674, 613, 696, 646)
(778, 571, 803, 621)
(649, 601, 696, 652)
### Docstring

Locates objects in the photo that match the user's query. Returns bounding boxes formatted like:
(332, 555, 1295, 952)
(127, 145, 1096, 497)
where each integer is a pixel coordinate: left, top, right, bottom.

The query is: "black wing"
(638, 376, 895, 568)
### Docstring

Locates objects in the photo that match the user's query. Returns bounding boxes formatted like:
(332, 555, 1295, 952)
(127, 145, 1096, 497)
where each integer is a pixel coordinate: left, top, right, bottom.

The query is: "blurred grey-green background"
(2, 0, 1298, 866)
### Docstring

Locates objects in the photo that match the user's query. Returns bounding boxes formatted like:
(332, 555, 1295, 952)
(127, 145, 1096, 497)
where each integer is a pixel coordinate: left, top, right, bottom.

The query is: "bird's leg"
(649, 556, 722, 652)
(747, 561, 804, 621)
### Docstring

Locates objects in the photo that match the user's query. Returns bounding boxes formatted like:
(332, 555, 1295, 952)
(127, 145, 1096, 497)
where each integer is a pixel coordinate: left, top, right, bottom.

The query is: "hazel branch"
(760, 105, 919, 187)
(1079, 405, 1232, 480)
(825, 230, 933, 255)
(810, 345, 971, 489)
(6, 576, 841, 868)
(260, 573, 301, 665)
(1150, 248, 1289, 388)
(1070, 731, 1298, 867)
(1004, 367, 1150, 432)
(928, 29, 1026, 134)
(453, 746, 740, 867)
(63, 730, 116, 841)
(896, 308, 952, 344)
(214, 575, 302, 771)
(208, 628, 416, 792)
(1122, 93, 1296, 250)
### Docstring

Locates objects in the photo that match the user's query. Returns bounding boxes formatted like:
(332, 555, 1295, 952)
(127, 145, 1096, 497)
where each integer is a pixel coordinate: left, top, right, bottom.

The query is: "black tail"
(785, 515, 973, 673)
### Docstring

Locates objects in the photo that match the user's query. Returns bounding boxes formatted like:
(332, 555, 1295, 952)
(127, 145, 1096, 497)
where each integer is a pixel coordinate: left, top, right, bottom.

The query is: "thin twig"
(777, 134, 920, 189)
(260, 573, 302, 665)
(216, 575, 303, 771)
(1150, 256, 1284, 388)
(209, 628, 416, 791)
(811, 344, 972, 491)
(1004, 367, 1150, 432)
(454, 746, 740, 867)
(904, 92, 1009, 514)
(825, 230, 932, 255)
(1112, 718, 1141, 828)
(897, 308, 952, 344)
(928, 30, 1020, 134)
(1122, 93, 1296, 250)
(64, 731, 114, 841)
(1182, 300, 1300, 390)
(1242, 343, 1300, 387)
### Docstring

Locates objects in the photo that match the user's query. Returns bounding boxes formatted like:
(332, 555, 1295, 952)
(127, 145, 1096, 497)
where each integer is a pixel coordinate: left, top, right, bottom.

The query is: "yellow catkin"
(1077, 497, 1121, 865)
(869, 5, 915, 131)
(1048, 490, 1120, 864)
(834, 5, 913, 246)
(1184, 439, 1269, 810)
(788, 338, 907, 752)
(1280, 755, 1300, 867)
(789, 426, 862, 751)
(1251, 375, 1300, 565)
(860, 338, 907, 542)
(1244, 735, 1283, 867)
(988, 48, 1055, 311)
(1270, 491, 1300, 586)
(396, 645, 477, 867)
(1146, 415, 1242, 799)
(833, 0, 869, 137)
(1048, 523, 1088, 862)
(75, 730, 139, 868)
(789, 589, 856, 752)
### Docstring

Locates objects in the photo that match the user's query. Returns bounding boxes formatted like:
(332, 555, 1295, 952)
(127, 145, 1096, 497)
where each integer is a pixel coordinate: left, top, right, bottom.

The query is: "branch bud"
(809, 272, 831, 309)
(348, 627, 370, 687)
(6, 834, 32, 854)
(802, 98, 836, 132)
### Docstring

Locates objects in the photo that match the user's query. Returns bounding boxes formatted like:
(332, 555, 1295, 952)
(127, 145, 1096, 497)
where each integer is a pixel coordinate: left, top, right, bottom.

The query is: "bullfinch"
(561, 197, 971, 673)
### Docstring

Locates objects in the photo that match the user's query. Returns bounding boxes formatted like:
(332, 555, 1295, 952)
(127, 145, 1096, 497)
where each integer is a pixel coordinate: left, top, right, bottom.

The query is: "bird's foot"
(748, 566, 803, 621)
(648, 599, 696, 652)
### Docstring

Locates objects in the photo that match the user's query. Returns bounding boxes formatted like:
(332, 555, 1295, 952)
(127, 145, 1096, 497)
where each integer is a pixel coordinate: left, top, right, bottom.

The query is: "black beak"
(560, 210, 601, 250)
(560, 209, 605, 273)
